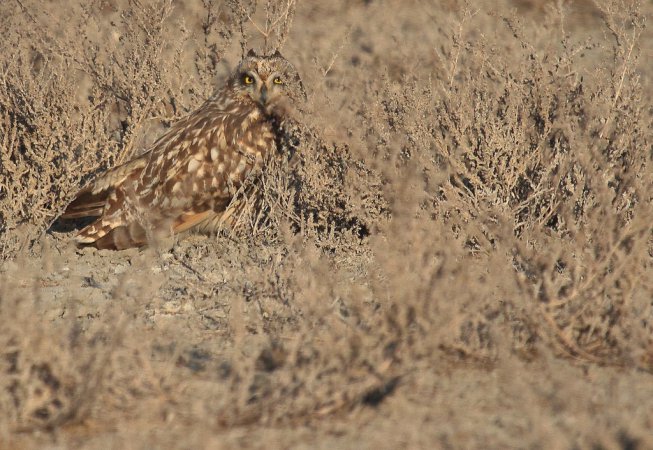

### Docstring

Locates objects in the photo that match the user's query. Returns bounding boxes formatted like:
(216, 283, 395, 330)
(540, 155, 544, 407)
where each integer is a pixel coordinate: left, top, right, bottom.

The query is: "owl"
(60, 50, 304, 250)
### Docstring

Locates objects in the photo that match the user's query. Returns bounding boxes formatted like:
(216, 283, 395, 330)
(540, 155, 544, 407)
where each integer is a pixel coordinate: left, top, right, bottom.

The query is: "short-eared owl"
(61, 50, 304, 250)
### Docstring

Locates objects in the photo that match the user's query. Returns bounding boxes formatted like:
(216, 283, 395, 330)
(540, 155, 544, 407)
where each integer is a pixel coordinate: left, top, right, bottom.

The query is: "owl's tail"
(59, 156, 150, 249)
(60, 186, 109, 219)
(59, 188, 143, 250)
(62, 187, 148, 250)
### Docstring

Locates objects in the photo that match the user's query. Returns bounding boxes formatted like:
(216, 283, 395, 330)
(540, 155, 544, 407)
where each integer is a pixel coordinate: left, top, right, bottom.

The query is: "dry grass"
(1, 0, 653, 448)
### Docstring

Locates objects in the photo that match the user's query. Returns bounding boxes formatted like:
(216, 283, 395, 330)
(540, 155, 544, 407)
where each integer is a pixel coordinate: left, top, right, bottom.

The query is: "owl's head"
(230, 49, 305, 113)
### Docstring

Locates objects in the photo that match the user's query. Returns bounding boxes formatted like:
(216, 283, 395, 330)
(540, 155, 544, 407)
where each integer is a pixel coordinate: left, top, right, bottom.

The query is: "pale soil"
(1, 1, 653, 449)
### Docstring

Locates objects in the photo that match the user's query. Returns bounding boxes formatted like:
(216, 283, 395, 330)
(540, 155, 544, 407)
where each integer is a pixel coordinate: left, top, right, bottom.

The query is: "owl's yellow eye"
(243, 75, 254, 85)
(273, 77, 283, 85)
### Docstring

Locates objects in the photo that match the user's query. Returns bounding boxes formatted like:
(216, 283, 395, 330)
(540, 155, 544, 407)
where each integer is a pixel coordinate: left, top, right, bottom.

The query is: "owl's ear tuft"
(247, 49, 258, 57)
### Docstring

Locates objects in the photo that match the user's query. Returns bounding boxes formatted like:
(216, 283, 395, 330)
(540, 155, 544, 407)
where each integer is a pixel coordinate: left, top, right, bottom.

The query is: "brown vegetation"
(1, 0, 652, 448)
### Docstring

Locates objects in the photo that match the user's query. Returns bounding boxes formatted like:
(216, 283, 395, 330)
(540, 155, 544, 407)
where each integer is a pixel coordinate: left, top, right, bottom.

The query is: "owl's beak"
(260, 85, 268, 105)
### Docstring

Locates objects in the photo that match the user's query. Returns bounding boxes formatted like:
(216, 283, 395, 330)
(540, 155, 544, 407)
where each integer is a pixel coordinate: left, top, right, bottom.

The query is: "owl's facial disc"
(239, 69, 286, 108)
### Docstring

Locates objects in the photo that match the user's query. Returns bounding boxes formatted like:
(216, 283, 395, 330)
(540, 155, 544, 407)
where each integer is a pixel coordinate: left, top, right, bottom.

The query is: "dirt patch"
(1, 0, 653, 448)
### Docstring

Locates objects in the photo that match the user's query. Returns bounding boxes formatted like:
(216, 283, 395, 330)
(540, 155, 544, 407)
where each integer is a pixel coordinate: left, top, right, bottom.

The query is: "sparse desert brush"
(341, 1, 653, 367)
(0, 0, 652, 448)
(0, 262, 113, 433)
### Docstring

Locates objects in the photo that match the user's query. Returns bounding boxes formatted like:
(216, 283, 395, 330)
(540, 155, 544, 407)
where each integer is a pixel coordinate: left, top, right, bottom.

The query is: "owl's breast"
(179, 111, 272, 202)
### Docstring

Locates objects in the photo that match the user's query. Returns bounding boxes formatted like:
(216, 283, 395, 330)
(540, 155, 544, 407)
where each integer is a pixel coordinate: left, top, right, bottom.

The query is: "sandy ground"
(1, 0, 653, 448)
(7, 232, 653, 449)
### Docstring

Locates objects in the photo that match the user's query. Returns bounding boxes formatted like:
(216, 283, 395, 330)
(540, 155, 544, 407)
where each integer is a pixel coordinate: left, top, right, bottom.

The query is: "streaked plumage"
(61, 50, 303, 250)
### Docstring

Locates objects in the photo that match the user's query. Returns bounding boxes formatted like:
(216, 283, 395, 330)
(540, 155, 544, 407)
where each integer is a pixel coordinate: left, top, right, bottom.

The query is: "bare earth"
(1, 1, 653, 449)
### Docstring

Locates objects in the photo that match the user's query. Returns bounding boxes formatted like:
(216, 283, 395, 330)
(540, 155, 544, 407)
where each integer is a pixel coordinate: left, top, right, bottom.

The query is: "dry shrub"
(420, 3, 653, 365)
(0, 256, 113, 434)
(0, 0, 652, 447)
